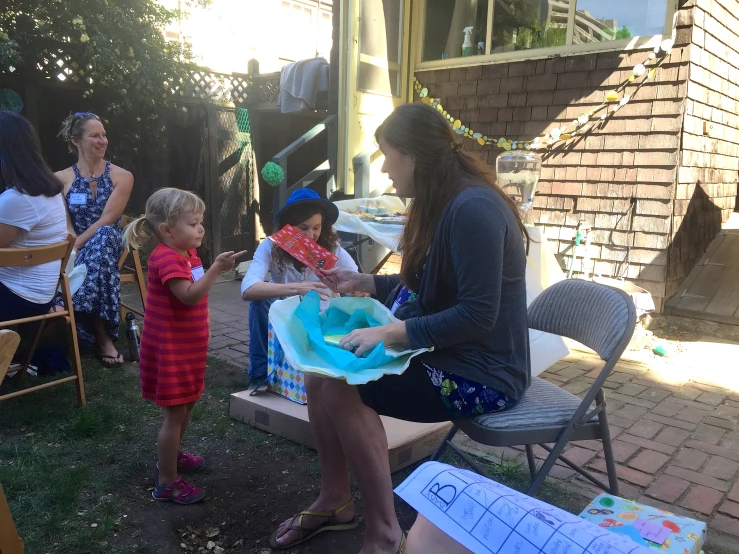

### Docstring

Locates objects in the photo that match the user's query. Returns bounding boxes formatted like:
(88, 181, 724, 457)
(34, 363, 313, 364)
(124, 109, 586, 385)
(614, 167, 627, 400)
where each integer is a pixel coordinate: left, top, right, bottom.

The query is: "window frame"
(356, 0, 406, 97)
(414, 0, 678, 70)
(278, 0, 334, 65)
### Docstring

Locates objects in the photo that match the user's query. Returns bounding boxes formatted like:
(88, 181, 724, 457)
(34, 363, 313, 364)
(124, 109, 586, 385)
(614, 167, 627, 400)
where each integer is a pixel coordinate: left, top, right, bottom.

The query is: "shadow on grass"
(0, 352, 255, 554)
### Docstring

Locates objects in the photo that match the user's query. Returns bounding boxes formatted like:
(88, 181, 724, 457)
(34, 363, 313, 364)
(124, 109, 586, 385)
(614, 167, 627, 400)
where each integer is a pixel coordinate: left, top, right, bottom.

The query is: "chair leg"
(63, 276, 86, 408)
(11, 320, 46, 387)
(430, 424, 459, 461)
(0, 331, 20, 382)
(598, 408, 619, 496)
(525, 445, 537, 479)
(540, 443, 612, 492)
(526, 440, 569, 496)
(444, 440, 489, 476)
(133, 250, 147, 307)
(0, 484, 24, 554)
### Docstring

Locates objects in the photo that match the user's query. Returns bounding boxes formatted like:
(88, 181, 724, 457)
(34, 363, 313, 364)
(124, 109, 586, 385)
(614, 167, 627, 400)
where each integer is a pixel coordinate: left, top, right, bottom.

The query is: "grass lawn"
(3, 347, 729, 554)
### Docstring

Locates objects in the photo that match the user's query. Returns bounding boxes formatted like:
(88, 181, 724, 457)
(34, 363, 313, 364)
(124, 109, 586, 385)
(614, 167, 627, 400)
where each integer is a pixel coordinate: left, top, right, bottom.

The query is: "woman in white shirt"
(241, 189, 357, 381)
(0, 110, 68, 321)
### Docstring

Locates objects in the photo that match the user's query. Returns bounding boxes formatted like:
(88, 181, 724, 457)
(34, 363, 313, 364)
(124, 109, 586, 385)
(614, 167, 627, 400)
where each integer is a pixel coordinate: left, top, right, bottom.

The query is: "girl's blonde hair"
(123, 188, 206, 249)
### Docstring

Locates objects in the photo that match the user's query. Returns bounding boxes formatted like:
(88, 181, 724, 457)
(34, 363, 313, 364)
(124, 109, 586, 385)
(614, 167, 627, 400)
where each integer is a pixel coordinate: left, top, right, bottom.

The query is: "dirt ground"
(106, 363, 421, 554)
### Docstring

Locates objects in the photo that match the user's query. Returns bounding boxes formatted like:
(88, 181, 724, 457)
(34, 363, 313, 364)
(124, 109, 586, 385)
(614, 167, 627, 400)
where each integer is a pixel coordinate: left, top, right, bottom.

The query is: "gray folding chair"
(430, 279, 637, 496)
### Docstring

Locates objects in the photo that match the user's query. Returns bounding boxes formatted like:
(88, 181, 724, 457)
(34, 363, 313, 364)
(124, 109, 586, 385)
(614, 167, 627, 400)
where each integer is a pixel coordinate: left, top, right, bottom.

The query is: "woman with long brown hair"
(0, 111, 68, 320)
(270, 103, 530, 553)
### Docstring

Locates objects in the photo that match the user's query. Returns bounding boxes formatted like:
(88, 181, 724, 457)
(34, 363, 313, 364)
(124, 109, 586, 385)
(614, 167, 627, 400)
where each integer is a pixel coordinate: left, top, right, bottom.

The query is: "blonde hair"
(57, 112, 102, 154)
(123, 188, 206, 249)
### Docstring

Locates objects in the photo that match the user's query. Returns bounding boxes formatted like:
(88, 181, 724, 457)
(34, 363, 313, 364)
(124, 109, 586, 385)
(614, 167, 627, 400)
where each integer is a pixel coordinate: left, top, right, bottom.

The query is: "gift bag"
(266, 322, 307, 404)
(268, 292, 430, 385)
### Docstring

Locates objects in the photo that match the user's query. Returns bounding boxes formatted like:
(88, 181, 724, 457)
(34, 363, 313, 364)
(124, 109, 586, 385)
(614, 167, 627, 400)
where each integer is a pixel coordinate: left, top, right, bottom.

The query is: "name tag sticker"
(69, 193, 87, 205)
(191, 265, 205, 282)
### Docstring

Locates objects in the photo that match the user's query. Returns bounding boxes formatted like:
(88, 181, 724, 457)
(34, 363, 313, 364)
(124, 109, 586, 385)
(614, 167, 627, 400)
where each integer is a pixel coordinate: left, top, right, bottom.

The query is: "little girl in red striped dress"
(124, 188, 246, 504)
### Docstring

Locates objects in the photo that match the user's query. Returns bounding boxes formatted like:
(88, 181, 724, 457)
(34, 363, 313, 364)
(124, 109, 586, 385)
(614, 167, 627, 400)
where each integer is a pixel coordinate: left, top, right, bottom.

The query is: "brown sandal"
(268, 499, 358, 550)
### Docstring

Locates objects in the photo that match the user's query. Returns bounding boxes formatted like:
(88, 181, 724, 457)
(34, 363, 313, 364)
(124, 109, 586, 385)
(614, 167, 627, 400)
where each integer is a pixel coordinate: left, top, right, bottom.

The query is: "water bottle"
(125, 312, 141, 362)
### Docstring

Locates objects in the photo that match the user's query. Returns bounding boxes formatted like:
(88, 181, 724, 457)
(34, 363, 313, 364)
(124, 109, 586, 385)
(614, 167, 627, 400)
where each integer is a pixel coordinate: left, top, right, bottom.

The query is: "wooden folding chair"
(0, 330, 20, 382)
(118, 215, 147, 321)
(0, 484, 24, 554)
(0, 235, 85, 407)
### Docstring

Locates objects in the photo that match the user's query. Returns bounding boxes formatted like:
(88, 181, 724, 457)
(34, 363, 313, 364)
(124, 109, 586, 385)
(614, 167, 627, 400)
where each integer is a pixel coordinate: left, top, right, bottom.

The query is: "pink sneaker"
(152, 476, 205, 504)
(177, 451, 205, 473)
(156, 451, 206, 474)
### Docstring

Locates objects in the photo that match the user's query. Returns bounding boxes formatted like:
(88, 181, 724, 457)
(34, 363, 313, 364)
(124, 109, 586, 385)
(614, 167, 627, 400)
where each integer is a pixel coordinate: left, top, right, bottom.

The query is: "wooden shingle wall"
(669, 0, 739, 300)
(415, 2, 699, 312)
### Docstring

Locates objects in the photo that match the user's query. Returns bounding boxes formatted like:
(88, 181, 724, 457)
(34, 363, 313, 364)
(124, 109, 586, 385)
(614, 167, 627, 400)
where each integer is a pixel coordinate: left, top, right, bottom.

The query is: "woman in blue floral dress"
(55, 113, 133, 367)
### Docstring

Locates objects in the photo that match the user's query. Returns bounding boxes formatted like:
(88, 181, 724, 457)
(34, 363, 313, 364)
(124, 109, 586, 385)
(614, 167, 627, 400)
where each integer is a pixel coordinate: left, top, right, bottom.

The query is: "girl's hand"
(213, 250, 248, 272)
(339, 327, 389, 357)
(291, 281, 332, 301)
(318, 268, 374, 295)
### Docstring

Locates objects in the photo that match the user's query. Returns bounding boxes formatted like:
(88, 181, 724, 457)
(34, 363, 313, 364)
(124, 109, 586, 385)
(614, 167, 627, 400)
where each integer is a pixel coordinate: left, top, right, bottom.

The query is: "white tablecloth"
(332, 197, 570, 376)
(333, 197, 405, 251)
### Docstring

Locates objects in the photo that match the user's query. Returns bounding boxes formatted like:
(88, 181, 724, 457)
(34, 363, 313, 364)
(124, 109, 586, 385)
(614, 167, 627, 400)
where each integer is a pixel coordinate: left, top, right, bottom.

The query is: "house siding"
(414, 1, 701, 312)
(669, 0, 739, 299)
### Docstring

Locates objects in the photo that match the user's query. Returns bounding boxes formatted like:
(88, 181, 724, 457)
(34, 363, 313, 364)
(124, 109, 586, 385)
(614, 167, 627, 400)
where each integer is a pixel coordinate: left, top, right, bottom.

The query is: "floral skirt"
(422, 363, 517, 418)
(54, 226, 122, 344)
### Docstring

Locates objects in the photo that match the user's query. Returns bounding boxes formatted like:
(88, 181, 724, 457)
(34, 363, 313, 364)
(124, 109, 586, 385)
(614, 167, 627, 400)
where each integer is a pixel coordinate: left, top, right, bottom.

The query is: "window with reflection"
(358, 0, 403, 97)
(421, 0, 672, 62)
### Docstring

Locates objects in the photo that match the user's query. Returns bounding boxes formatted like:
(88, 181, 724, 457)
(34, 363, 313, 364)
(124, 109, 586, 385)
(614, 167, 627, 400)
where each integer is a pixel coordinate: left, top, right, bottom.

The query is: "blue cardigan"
(374, 185, 531, 400)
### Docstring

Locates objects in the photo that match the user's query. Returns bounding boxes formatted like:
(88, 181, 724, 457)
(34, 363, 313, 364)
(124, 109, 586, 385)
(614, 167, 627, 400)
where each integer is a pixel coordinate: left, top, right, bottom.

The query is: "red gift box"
(268, 224, 339, 273)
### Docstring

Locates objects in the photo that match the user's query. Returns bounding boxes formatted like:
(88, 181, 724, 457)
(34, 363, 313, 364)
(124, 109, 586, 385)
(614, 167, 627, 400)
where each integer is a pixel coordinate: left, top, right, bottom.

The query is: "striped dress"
(139, 243, 209, 407)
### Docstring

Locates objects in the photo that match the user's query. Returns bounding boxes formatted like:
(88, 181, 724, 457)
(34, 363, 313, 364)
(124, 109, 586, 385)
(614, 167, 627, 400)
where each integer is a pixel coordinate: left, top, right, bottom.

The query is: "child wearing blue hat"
(241, 189, 358, 381)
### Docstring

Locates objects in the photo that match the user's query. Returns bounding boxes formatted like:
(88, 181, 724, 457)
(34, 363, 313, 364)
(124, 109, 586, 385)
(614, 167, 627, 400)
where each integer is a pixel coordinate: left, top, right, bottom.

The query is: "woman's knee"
(95, 225, 121, 246)
(321, 379, 364, 413)
(305, 373, 326, 396)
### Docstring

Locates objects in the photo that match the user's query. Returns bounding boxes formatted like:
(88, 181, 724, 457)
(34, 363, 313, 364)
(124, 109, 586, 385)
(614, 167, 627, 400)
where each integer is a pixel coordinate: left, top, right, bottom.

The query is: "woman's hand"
(290, 281, 332, 301)
(73, 235, 88, 252)
(318, 268, 376, 295)
(339, 327, 390, 357)
(339, 322, 408, 357)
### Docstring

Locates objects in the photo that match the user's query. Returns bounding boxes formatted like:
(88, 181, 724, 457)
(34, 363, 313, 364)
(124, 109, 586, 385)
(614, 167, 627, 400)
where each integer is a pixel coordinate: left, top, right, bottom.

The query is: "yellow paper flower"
(605, 90, 619, 102)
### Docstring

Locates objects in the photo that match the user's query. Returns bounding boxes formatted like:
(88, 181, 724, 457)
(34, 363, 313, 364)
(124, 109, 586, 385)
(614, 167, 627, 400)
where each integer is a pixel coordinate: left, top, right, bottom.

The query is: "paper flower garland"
(261, 161, 285, 187)
(414, 38, 674, 152)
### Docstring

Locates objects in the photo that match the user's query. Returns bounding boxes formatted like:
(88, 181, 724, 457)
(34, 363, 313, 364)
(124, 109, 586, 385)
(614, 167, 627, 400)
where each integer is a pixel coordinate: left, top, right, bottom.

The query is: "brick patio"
(455, 338, 739, 549)
(135, 279, 739, 547)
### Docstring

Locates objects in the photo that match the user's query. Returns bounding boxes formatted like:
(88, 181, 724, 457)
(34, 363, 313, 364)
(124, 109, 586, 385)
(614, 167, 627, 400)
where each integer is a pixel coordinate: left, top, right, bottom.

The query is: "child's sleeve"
(335, 244, 358, 272)
(158, 249, 193, 284)
(241, 239, 273, 295)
